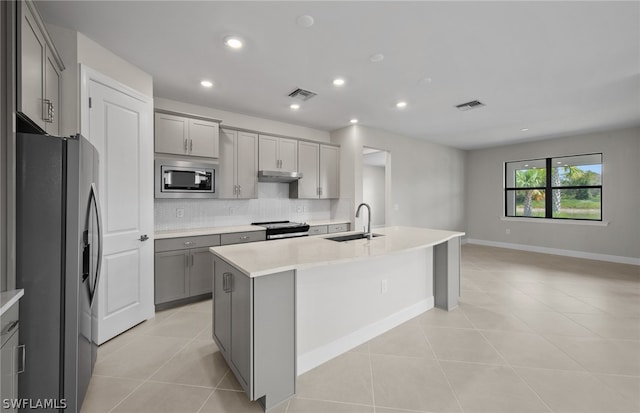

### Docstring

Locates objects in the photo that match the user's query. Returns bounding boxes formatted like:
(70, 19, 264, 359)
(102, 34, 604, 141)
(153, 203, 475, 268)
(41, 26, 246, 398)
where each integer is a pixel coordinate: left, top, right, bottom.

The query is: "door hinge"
(89, 97, 92, 108)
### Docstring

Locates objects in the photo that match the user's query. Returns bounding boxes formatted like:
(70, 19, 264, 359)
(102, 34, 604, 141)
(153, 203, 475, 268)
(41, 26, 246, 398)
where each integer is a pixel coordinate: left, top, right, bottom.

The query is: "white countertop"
(306, 219, 350, 226)
(0, 289, 24, 316)
(155, 225, 263, 239)
(154, 219, 351, 240)
(210, 226, 465, 277)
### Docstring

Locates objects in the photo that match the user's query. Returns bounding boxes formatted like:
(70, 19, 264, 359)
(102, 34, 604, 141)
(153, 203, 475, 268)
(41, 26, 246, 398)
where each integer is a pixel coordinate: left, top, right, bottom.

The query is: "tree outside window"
(505, 154, 602, 221)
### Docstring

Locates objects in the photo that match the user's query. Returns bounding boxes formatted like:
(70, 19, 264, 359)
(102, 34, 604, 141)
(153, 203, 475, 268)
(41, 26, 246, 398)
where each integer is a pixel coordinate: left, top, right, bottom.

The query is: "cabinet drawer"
(308, 225, 328, 236)
(327, 223, 349, 234)
(221, 231, 266, 245)
(1, 303, 19, 347)
(155, 234, 221, 253)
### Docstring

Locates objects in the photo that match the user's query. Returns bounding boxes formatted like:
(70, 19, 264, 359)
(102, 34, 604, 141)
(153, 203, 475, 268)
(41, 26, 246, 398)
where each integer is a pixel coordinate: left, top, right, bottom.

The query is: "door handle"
(139, 234, 149, 242)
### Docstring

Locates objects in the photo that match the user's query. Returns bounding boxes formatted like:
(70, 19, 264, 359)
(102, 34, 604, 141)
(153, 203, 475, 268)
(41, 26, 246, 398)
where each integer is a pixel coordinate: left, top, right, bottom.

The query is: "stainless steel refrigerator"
(16, 132, 102, 412)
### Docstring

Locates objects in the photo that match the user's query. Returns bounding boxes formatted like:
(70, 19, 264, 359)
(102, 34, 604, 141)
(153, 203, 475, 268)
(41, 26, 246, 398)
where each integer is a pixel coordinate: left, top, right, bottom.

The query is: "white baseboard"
(466, 239, 640, 266)
(297, 297, 434, 376)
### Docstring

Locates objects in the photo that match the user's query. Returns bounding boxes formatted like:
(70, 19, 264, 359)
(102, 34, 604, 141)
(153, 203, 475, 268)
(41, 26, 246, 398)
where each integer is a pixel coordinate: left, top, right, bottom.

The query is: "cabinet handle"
(223, 272, 233, 293)
(184, 139, 188, 151)
(1, 320, 18, 336)
(17, 344, 26, 374)
(319, 187, 323, 196)
(190, 255, 194, 267)
(238, 185, 241, 194)
(184, 241, 194, 246)
(189, 140, 193, 152)
(240, 236, 249, 240)
(42, 99, 53, 123)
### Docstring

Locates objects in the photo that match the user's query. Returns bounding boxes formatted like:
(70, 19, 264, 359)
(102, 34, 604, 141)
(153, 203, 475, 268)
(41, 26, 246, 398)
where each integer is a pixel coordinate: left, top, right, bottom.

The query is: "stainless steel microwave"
(155, 158, 219, 198)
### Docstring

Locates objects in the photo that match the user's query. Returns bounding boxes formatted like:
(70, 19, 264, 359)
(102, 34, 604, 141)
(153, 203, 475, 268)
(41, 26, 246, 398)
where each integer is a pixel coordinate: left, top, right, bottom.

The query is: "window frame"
(504, 153, 603, 222)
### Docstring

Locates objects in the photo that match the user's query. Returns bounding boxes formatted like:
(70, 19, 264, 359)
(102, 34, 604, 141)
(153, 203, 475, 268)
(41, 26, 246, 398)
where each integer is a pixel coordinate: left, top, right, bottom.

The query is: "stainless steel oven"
(155, 158, 219, 198)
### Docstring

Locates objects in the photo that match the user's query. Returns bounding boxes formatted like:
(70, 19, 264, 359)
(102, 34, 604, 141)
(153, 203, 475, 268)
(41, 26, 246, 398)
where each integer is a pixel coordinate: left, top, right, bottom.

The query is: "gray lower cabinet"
(220, 230, 266, 245)
(309, 223, 350, 236)
(1, 303, 20, 413)
(433, 236, 461, 311)
(308, 225, 328, 236)
(327, 223, 349, 233)
(213, 257, 295, 411)
(154, 235, 221, 308)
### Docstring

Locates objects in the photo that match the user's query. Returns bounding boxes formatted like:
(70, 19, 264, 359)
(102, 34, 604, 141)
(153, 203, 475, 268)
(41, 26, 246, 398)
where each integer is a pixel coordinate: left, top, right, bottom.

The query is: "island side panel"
(296, 247, 433, 375)
(433, 236, 461, 311)
(253, 270, 296, 410)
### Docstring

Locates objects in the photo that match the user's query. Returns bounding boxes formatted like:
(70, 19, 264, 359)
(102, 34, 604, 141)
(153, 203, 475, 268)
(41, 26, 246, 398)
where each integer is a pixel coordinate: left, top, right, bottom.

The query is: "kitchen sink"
(326, 232, 383, 242)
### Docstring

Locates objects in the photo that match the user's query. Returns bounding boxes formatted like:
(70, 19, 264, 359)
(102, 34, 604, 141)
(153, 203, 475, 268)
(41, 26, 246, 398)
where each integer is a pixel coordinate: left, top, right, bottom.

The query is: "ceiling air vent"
(455, 100, 485, 111)
(288, 88, 317, 101)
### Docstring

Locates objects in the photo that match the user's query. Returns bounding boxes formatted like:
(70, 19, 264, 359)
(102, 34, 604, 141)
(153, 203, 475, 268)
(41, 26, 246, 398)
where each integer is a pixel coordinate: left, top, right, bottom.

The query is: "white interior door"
(82, 66, 154, 344)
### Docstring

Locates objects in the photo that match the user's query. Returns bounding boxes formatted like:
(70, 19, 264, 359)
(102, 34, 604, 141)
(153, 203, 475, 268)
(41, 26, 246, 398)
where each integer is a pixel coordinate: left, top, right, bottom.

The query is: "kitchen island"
(209, 226, 464, 411)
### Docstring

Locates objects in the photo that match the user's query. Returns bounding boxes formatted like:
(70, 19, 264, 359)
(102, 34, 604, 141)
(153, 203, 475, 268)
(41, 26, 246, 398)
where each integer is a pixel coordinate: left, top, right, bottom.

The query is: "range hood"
(258, 170, 303, 183)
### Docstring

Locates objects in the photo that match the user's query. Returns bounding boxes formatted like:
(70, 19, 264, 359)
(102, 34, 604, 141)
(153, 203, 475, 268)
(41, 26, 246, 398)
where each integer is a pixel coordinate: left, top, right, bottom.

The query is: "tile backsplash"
(155, 182, 332, 230)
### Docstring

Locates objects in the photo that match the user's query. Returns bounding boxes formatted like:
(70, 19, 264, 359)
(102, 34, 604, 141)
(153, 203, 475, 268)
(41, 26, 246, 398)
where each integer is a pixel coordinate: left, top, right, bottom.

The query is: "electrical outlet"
(176, 208, 184, 218)
(381, 279, 388, 294)
(506, 228, 511, 235)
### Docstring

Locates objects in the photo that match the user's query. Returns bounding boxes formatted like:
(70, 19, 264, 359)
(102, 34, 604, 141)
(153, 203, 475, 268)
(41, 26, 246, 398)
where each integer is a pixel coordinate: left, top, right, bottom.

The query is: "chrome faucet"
(355, 203, 372, 240)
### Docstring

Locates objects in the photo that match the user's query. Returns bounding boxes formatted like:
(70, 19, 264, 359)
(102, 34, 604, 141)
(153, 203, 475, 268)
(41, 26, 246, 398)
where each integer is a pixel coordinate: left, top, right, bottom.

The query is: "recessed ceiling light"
(333, 78, 345, 86)
(290, 103, 300, 110)
(557, 161, 562, 164)
(200, 80, 213, 88)
(297, 15, 314, 28)
(369, 53, 384, 63)
(418, 76, 433, 85)
(224, 36, 243, 49)
(396, 101, 407, 108)
(350, 118, 358, 124)
(520, 128, 529, 132)
(524, 164, 529, 167)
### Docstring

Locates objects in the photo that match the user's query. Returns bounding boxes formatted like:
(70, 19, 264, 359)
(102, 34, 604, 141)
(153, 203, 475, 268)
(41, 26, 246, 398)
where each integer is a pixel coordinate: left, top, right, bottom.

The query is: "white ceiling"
(36, 1, 640, 150)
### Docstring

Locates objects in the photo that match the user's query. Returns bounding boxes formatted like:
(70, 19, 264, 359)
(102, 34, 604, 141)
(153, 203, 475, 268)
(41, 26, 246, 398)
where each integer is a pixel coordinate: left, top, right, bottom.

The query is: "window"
(505, 154, 602, 221)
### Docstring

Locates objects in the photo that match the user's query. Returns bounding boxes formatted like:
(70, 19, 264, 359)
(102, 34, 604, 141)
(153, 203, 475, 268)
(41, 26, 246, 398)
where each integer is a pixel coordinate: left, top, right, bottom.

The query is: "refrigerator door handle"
(89, 183, 103, 306)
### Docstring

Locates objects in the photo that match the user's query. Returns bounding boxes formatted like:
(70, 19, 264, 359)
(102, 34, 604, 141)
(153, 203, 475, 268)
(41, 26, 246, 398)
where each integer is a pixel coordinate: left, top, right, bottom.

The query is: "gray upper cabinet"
(319, 145, 340, 199)
(155, 112, 219, 158)
(296, 141, 320, 198)
(17, 0, 64, 135)
(291, 143, 340, 199)
(219, 129, 258, 199)
(259, 135, 298, 173)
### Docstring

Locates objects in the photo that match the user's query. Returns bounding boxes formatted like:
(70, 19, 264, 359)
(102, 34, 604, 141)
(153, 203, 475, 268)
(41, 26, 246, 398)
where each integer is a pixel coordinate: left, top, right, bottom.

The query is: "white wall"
(362, 164, 385, 227)
(155, 97, 330, 143)
(466, 126, 640, 261)
(331, 125, 466, 232)
(47, 25, 154, 135)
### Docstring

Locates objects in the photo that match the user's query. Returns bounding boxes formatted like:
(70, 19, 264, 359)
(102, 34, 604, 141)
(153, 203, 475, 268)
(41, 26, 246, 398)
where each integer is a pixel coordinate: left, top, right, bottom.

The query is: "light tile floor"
(82, 245, 640, 413)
